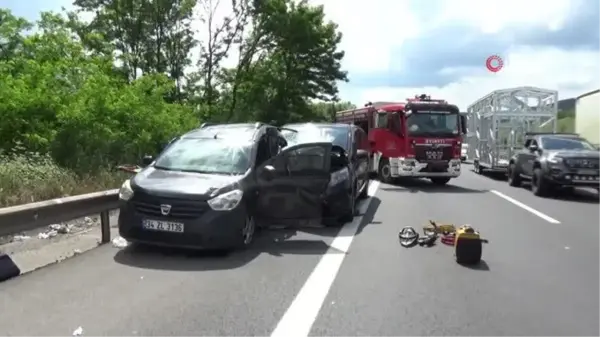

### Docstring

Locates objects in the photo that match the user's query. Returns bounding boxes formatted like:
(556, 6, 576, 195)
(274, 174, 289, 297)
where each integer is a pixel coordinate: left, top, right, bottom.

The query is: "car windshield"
(407, 112, 459, 136)
(281, 125, 350, 150)
(541, 137, 595, 151)
(153, 137, 252, 175)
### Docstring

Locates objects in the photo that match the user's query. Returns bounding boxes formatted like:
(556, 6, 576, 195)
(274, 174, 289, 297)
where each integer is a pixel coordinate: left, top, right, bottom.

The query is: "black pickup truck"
(507, 133, 600, 197)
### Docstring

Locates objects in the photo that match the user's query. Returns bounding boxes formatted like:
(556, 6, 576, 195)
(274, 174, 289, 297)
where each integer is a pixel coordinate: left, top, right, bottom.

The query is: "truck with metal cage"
(465, 86, 559, 175)
(334, 95, 467, 185)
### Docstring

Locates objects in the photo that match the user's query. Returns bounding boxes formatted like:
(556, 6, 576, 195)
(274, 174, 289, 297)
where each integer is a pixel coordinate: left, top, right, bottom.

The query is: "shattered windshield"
(153, 137, 252, 175)
(407, 112, 459, 136)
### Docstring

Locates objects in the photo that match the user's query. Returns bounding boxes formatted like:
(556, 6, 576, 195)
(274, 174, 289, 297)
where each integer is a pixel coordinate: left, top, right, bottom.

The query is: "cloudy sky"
(6, 0, 600, 110)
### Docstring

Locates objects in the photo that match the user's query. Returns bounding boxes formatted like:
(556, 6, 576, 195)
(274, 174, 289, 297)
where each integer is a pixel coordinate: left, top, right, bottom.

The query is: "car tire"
(337, 188, 357, 225)
(531, 168, 551, 197)
(378, 158, 393, 184)
(430, 177, 451, 186)
(507, 163, 522, 187)
(358, 179, 369, 199)
(224, 214, 256, 252)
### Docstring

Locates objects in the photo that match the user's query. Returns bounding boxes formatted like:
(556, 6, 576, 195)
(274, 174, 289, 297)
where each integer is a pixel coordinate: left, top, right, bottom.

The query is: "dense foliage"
(0, 0, 355, 206)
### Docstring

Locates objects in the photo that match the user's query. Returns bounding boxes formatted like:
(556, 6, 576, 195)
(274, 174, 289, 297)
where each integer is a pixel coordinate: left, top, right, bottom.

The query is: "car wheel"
(531, 168, 550, 197)
(358, 178, 369, 199)
(240, 214, 256, 247)
(507, 163, 522, 187)
(378, 158, 393, 184)
(430, 177, 451, 185)
(336, 188, 356, 225)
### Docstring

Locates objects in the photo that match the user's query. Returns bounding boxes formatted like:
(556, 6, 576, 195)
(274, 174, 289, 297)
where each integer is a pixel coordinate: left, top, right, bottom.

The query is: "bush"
(0, 148, 128, 207)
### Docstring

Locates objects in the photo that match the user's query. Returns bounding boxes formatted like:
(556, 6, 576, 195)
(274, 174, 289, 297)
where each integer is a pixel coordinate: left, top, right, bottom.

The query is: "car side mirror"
(141, 155, 154, 166)
(260, 165, 276, 181)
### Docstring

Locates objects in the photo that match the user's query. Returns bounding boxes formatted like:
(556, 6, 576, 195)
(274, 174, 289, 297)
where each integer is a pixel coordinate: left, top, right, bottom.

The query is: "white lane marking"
(490, 189, 561, 224)
(271, 181, 380, 337)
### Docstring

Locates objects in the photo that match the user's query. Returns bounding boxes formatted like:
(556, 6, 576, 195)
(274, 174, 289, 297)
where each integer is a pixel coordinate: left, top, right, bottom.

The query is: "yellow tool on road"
(454, 225, 489, 265)
(424, 220, 455, 235)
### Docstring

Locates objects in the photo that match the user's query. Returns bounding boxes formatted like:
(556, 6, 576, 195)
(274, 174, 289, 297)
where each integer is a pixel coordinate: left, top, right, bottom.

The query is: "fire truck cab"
(334, 95, 467, 185)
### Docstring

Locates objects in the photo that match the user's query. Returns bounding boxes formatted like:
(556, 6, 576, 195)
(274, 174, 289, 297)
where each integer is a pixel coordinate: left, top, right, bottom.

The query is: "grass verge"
(0, 152, 129, 208)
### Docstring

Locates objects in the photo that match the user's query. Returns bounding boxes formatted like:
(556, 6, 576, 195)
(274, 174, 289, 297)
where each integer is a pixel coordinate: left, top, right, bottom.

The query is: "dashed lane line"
(490, 189, 561, 224)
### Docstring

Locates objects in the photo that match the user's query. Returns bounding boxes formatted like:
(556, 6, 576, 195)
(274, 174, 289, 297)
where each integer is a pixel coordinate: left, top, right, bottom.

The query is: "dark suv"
(507, 133, 600, 196)
(118, 122, 369, 252)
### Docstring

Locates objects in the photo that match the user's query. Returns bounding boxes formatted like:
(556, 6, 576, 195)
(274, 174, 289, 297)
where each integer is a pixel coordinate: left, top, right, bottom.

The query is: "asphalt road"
(0, 166, 598, 336)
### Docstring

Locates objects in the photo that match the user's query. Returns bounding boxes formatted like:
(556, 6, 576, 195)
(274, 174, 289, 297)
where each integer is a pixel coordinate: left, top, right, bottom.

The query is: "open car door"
(256, 142, 332, 220)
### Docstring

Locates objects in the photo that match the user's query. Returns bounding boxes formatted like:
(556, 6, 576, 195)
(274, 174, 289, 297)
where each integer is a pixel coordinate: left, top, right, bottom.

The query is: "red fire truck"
(334, 94, 467, 185)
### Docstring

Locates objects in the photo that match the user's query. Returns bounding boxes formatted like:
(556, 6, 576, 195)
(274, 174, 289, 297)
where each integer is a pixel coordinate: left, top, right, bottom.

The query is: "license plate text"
(142, 219, 184, 233)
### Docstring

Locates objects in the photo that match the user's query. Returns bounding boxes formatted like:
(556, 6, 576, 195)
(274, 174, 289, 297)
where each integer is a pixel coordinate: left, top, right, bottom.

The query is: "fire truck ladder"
(466, 86, 558, 173)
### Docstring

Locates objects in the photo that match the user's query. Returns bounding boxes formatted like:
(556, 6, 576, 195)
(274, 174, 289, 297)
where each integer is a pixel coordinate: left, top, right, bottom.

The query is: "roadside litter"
(111, 236, 129, 248)
(398, 220, 489, 265)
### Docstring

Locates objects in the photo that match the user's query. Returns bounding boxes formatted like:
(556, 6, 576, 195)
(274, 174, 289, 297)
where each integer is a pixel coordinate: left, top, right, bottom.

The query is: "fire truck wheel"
(378, 158, 393, 184)
(430, 177, 451, 186)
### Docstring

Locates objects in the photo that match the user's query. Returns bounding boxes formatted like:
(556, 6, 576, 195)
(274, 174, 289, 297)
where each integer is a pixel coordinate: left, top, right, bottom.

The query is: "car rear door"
(255, 142, 332, 220)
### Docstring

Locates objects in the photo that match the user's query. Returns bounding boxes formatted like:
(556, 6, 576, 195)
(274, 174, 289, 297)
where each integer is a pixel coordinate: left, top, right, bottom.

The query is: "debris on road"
(72, 326, 83, 336)
(399, 220, 489, 265)
(112, 236, 128, 248)
(38, 230, 58, 239)
(12, 235, 30, 241)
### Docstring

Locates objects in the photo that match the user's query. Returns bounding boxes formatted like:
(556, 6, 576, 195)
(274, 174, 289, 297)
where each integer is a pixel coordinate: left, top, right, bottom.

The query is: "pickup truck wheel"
(378, 158, 393, 184)
(507, 163, 522, 187)
(430, 177, 451, 186)
(531, 168, 550, 197)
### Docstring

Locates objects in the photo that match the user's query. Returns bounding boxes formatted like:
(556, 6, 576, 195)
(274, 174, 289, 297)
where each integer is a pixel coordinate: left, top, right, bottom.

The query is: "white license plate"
(142, 219, 184, 233)
(578, 169, 597, 175)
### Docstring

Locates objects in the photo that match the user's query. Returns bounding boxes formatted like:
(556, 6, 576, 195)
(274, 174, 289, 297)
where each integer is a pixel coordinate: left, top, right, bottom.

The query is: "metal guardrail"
(0, 189, 120, 243)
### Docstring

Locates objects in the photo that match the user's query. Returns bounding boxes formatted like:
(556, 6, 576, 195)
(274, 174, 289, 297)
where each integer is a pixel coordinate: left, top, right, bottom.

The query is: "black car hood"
(131, 167, 242, 198)
(546, 149, 600, 159)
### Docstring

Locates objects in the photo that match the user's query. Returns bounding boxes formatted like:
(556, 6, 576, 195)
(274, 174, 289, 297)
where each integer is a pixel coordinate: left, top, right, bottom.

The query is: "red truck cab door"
(370, 111, 405, 172)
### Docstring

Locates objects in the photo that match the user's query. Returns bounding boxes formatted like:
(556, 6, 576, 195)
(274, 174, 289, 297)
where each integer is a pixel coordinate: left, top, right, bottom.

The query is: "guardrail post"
(100, 210, 111, 244)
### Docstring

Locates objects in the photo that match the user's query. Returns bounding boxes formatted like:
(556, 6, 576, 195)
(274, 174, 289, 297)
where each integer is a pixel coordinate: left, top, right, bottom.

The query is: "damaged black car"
(117, 122, 368, 252)
(281, 123, 370, 226)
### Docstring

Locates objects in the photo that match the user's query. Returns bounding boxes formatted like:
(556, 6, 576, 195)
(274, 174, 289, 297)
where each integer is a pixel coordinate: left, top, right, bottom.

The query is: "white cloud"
(16, 0, 598, 108)
(309, 0, 419, 73)
(317, 0, 599, 107)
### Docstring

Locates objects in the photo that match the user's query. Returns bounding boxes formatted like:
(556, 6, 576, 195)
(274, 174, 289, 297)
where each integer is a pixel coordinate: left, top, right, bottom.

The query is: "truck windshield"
(153, 138, 252, 175)
(407, 112, 459, 136)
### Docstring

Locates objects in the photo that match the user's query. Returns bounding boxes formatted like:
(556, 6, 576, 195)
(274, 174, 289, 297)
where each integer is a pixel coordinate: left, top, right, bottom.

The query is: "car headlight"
(548, 156, 563, 164)
(207, 189, 243, 211)
(119, 179, 134, 201)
